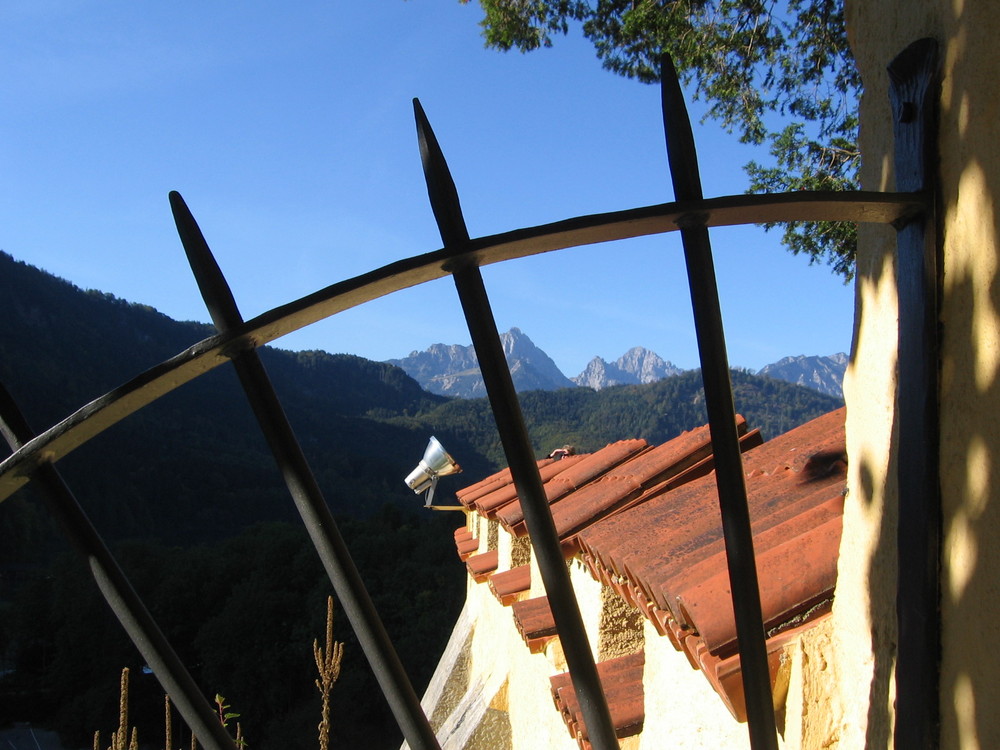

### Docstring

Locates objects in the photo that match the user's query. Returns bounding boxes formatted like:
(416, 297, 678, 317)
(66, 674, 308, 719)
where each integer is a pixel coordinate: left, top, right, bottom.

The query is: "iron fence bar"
(0, 44, 945, 746)
(0, 383, 238, 750)
(659, 55, 778, 750)
(169, 192, 441, 750)
(0, 190, 926, 503)
(414, 99, 621, 750)
(889, 38, 940, 750)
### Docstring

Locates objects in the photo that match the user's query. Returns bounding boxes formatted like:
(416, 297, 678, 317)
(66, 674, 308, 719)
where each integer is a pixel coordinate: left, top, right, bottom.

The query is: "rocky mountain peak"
(756, 353, 847, 399)
(573, 346, 685, 390)
(387, 328, 574, 398)
(387, 328, 846, 400)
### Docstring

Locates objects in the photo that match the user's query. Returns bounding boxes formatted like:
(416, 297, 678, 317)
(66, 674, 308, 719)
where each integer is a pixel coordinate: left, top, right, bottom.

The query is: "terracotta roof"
(450, 406, 847, 733)
(473, 453, 590, 518)
(511, 596, 558, 653)
(549, 650, 645, 748)
(456, 457, 556, 509)
(695, 613, 824, 721)
(499, 421, 753, 541)
(465, 549, 498, 583)
(495, 439, 649, 530)
(577, 407, 846, 660)
(453, 528, 478, 560)
(488, 564, 531, 606)
(554, 426, 764, 554)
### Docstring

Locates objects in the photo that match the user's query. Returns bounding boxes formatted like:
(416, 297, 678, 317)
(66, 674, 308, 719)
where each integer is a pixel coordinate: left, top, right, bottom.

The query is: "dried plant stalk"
(118, 668, 129, 750)
(313, 596, 345, 750)
(106, 668, 132, 750)
(165, 694, 173, 750)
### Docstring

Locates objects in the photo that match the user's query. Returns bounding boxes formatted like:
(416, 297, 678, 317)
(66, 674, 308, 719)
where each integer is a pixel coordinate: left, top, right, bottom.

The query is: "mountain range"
(0, 251, 844, 550)
(387, 327, 847, 399)
(384, 328, 576, 398)
(0, 250, 844, 748)
(757, 353, 848, 398)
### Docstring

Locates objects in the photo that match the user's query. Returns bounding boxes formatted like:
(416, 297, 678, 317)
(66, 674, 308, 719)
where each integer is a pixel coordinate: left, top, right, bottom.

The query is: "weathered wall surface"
(420, 512, 849, 749)
(416, 8, 1000, 744)
(416, 513, 770, 749)
(844, 1, 1000, 747)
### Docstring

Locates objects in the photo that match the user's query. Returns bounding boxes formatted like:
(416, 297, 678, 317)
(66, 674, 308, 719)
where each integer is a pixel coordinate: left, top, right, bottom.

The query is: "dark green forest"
(0, 252, 842, 748)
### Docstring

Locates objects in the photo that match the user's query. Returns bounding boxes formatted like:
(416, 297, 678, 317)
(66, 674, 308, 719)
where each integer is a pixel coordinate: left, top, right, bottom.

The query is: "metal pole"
(0, 383, 239, 750)
(659, 54, 778, 750)
(889, 38, 940, 750)
(413, 99, 621, 750)
(169, 192, 440, 750)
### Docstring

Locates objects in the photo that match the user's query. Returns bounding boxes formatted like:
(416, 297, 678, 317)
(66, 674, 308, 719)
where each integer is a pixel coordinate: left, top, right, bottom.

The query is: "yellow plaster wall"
(844, 1, 1000, 746)
(419, 523, 784, 749)
(781, 616, 843, 748)
(637, 618, 752, 750)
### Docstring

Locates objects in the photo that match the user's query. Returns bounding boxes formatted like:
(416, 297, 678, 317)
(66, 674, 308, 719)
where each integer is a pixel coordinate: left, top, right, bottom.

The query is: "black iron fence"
(0, 43, 938, 750)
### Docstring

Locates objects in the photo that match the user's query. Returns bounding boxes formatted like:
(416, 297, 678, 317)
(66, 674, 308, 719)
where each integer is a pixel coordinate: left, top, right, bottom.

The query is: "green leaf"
(464, 0, 860, 279)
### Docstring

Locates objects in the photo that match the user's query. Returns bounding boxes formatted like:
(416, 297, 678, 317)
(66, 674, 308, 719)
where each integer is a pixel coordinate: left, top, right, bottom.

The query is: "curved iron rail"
(2, 38, 939, 750)
(0, 189, 922, 502)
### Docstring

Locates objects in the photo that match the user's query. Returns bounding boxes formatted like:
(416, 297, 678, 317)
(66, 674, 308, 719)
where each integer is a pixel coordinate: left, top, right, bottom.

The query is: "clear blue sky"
(1, 1, 854, 377)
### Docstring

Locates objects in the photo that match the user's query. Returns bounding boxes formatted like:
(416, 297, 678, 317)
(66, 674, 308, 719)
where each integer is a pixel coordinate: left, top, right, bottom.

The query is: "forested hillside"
(420, 369, 841, 467)
(0, 251, 842, 748)
(0, 252, 478, 748)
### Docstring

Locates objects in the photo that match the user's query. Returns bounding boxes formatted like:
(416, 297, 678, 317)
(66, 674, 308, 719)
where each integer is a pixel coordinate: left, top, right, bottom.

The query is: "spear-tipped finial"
(660, 53, 704, 202)
(413, 98, 470, 247)
(169, 191, 243, 332)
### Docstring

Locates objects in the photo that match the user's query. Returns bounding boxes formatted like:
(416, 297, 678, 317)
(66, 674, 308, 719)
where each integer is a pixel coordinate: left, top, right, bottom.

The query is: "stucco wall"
(417, 9, 1000, 744)
(844, 1, 1000, 747)
(419, 512, 845, 749)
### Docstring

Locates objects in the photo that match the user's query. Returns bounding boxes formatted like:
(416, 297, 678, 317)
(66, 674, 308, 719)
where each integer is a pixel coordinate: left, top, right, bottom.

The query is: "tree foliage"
(419, 368, 842, 466)
(2, 517, 464, 749)
(460, 0, 860, 279)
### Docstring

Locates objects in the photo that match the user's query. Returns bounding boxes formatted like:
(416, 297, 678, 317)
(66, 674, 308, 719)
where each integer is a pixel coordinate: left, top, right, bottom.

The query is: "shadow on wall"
(858, 433, 897, 750)
(935, 2, 1000, 747)
(849, 3, 1000, 746)
(855, 2, 1000, 746)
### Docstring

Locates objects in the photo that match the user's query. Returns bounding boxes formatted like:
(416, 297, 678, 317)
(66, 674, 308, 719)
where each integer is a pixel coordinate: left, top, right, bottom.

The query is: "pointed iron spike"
(659, 53, 704, 202)
(412, 98, 470, 247)
(660, 50, 779, 750)
(168, 191, 244, 332)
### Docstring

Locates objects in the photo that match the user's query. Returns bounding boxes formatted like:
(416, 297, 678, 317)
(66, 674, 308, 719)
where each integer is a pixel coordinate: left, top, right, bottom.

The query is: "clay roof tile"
(549, 651, 645, 745)
(450, 405, 847, 729)
(495, 439, 649, 531)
